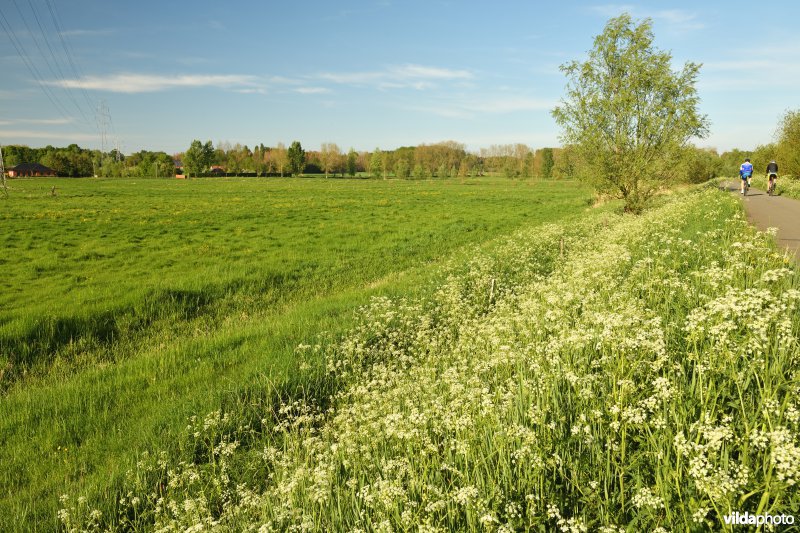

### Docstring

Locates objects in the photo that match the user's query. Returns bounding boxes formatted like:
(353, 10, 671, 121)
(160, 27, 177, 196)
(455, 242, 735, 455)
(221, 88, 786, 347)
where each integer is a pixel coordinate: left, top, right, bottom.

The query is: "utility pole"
(96, 100, 110, 155)
(1, 144, 7, 198)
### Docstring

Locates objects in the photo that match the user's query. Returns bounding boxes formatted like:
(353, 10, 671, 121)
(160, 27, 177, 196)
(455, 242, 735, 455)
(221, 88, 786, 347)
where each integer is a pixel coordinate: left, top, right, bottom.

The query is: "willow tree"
(552, 14, 709, 213)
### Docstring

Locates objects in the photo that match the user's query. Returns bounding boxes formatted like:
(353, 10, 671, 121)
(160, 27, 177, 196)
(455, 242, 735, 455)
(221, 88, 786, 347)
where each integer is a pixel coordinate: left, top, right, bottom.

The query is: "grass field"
(56, 185, 800, 531)
(0, 176, 593, 530)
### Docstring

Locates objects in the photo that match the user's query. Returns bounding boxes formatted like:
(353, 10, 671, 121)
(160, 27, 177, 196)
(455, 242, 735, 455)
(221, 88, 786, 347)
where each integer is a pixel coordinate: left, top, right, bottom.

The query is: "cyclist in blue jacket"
(739, 158, 753, 195)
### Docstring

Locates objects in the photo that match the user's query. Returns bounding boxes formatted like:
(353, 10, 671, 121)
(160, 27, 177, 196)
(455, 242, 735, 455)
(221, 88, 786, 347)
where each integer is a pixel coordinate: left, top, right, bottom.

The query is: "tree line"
(1, 143, 174, 178)
(178, 140, 577, 179)
(3, 110, 799, 183)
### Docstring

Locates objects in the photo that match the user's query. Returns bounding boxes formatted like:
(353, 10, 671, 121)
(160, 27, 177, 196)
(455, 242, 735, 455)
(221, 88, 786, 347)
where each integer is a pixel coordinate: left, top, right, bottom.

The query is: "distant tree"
(679, 146, 723, 183)
(522, 151, 535, 178)
(395, 158, 411, 179)
(346, 148, 358, 177)
(552, 14, 709, 213)
(369, 148, 383, 178)
(183, 140, 214, 177)
(380, 151, 392, 179)
(287, 141, 306, 176)
(777, 109, 800, 177)
(540, 148, 554, 178)
(719, 148, 749, 177)
(272, 142, 288, 177)
(320, 142, 341, 178)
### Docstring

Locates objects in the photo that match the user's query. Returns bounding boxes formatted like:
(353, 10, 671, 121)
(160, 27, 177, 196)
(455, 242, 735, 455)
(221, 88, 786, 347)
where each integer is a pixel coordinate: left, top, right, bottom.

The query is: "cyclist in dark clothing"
(766, 160, 779, 195)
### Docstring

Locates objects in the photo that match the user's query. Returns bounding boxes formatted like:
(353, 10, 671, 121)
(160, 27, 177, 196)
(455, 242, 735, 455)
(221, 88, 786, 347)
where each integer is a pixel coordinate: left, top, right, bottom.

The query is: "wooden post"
(0, 144, 7, 198)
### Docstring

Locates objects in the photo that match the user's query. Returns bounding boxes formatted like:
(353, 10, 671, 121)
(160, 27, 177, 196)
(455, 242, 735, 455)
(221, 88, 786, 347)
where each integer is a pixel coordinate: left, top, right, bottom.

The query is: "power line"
(96, 99, 110, 154)
(0, 6, 75, 124)
(20, 0, 92, 124)
(44, 0, 96, 115)
(8, 0, 91, 124)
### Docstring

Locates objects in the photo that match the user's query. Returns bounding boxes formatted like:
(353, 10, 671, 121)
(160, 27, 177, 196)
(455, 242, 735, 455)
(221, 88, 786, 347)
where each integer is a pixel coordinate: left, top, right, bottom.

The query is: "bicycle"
(741, 175, 751, 196)
(767, 173, 777, 196)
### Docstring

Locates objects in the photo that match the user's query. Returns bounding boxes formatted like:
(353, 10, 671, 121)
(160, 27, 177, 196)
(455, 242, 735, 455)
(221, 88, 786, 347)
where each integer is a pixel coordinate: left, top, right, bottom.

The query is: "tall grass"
(748, 174, 800, 199)
(0, 177, 593, 530)
(60, 186, 800, 530)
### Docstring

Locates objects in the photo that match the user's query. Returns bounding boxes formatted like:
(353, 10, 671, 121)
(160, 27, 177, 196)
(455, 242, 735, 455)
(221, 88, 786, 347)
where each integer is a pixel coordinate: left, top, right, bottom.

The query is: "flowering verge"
(60, 188, 800, 532)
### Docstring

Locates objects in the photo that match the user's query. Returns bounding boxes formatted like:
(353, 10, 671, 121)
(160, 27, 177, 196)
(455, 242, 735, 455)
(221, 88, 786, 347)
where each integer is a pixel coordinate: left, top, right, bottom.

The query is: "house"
(209, 165, 225, 176)
(7, 162, 57, 177)
(173, 158, 185, 178)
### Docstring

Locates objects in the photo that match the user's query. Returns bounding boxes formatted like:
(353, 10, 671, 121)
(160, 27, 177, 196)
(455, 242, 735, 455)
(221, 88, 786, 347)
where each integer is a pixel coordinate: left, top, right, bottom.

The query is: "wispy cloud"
(59, 28, 114, 37)
(589, 5, 705, 30)
(0, 117, 74, 126)
(0, 129, 98, 142)
(699, 42, 800, 91)
(47, 73, 260, 93)
(409, 96, 555, 119)
(268, 75, 303, 85)
(294, 87, 331, 94)
(318, 63, 473, 90)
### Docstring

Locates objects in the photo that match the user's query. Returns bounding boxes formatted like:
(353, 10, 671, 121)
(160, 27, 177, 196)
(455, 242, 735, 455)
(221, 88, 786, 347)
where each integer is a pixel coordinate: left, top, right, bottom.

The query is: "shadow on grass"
(0, 273, 299, 391)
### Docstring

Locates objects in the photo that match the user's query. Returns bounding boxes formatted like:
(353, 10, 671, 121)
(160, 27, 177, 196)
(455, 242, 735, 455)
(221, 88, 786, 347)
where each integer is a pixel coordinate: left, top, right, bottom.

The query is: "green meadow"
(0, 176, 592, 530)
(54, 185, 800, 532)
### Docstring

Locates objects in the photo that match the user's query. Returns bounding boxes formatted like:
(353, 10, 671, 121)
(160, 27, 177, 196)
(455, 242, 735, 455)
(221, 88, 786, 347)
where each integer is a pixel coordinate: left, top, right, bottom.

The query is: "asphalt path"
(720, 181, 800, 261)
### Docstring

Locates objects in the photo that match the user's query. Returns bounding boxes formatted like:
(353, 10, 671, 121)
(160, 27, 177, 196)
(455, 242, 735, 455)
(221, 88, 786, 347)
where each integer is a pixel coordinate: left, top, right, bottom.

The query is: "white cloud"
(699, 42, 800, 91)
(410, 96, 555, 119)
(0, 118, 74, 126)
(32, 117, 74, 125)
(59, 28, 114, 37)
(47, 73, 260, 93)
(294, 87, 331, 94)
(589, 5, 705, 30)
(0, 129, 98, 142)
(318, 63, 473, 89)
(0, 117, 74, 126)
(389, 64, 472, 80)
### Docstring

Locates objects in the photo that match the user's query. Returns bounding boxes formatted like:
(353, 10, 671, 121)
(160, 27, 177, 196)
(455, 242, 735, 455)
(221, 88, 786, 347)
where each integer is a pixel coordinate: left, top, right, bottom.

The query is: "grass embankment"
(60, 185, 800, 531)
(0, 177, 592, 530)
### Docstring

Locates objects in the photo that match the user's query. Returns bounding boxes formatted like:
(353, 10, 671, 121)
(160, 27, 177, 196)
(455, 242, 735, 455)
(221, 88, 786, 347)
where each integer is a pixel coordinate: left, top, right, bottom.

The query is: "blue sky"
(1, 0, 798, 154)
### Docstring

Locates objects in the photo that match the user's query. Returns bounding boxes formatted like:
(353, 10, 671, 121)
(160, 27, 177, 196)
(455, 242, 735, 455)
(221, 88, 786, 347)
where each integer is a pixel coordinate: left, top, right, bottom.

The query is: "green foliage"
(183, 140, 214, 177)
(287, 141, 306, 176)
(552, 14, 709, 213)
(679, 146, 723, 183)
(369, 148, 383, 178)
(346, 148, 357, 177)
(777, 109, 800, 177)
(540, 147, 554, 178)
(395, 158, 411, 179)
(719, 148, 749, 177)
(3, 144, 95, 177)
(502, 158, 519, 178)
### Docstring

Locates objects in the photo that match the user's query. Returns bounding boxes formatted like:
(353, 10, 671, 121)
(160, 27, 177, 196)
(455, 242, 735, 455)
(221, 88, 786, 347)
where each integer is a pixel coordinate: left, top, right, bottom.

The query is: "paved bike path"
(721, 181, 800, 261)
